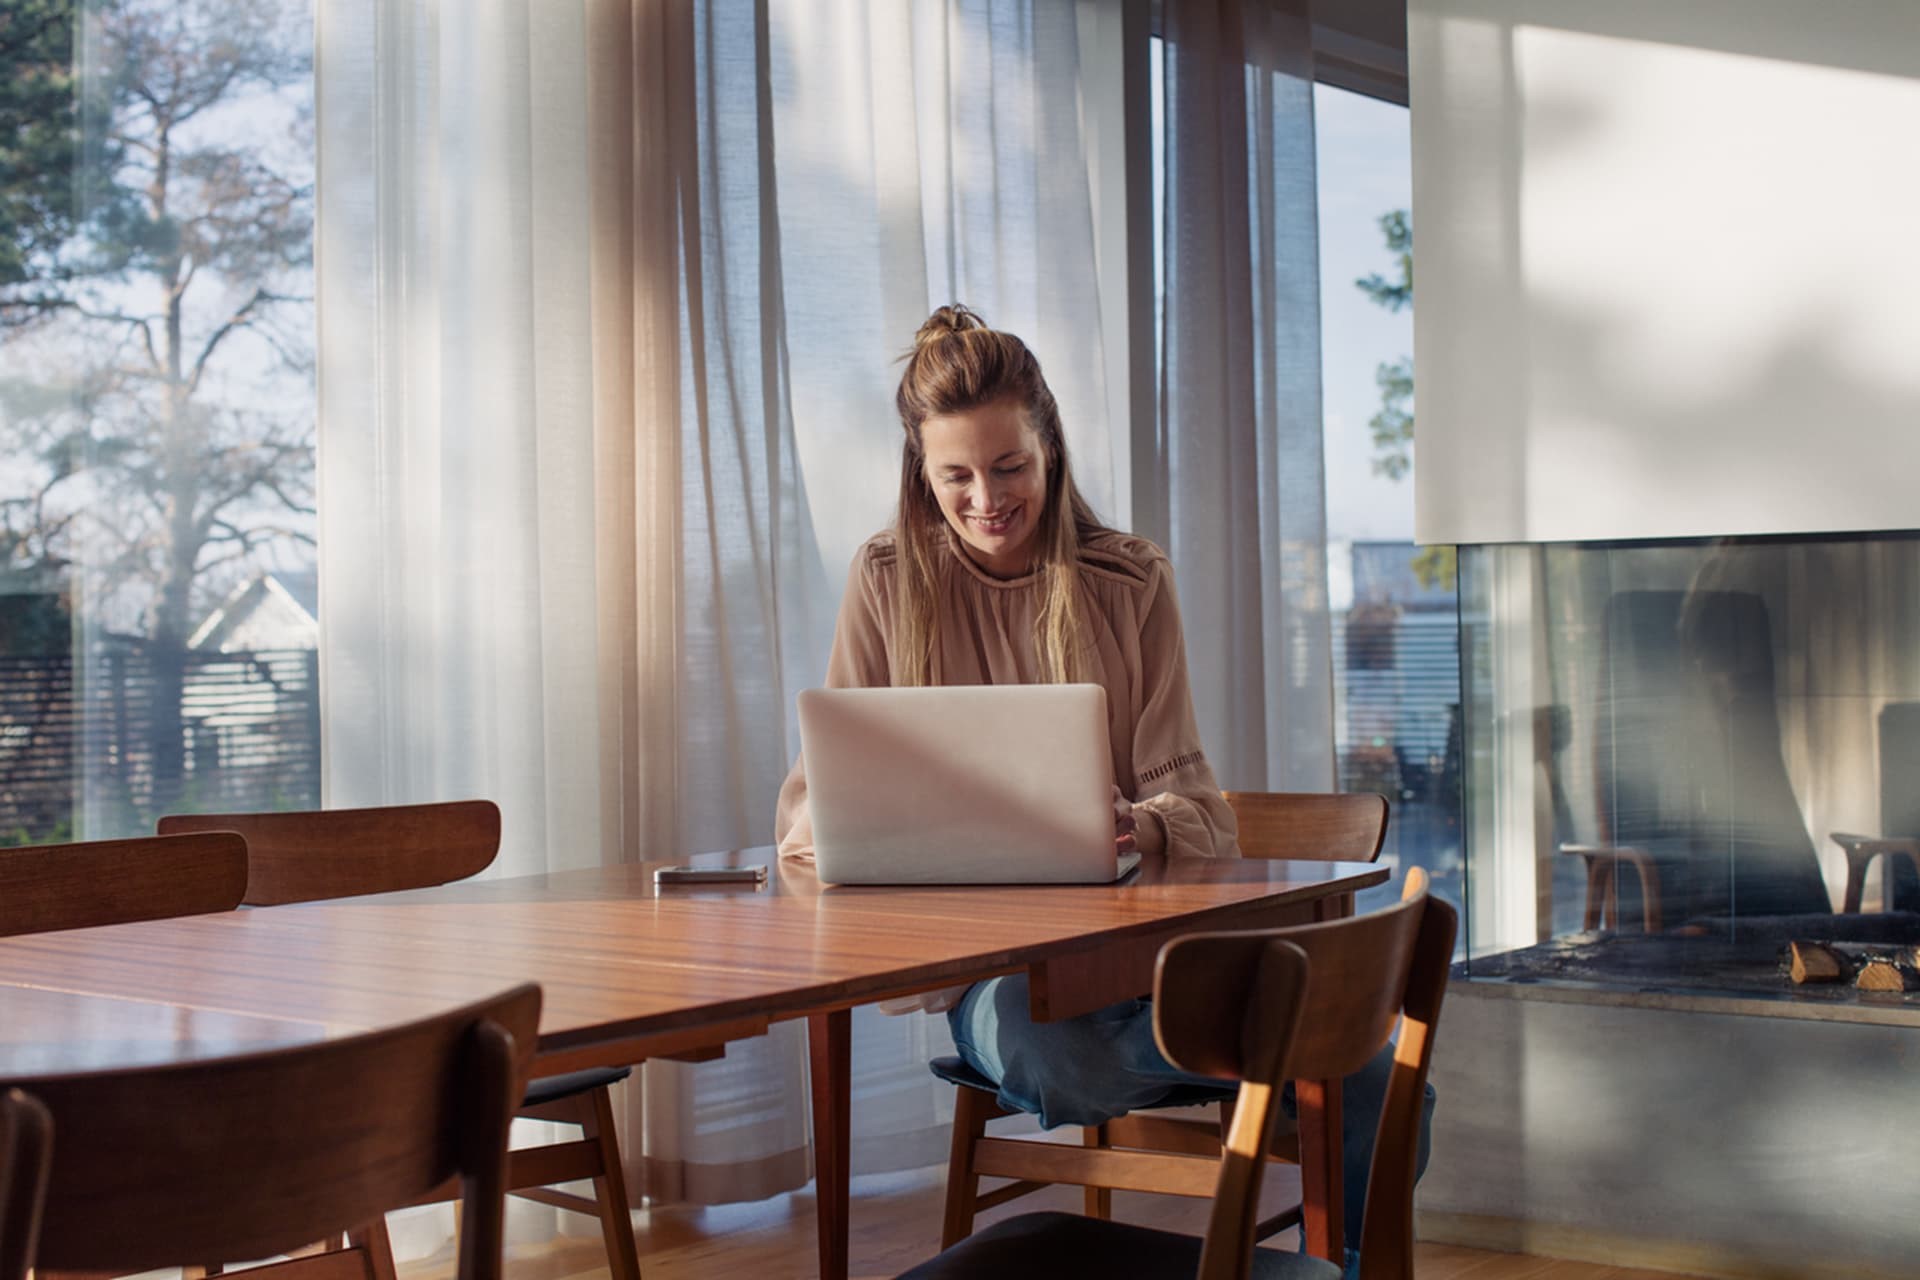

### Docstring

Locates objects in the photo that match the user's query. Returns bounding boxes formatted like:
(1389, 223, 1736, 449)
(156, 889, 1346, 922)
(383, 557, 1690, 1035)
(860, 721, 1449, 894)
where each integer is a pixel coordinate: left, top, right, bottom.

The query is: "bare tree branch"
(185, 285, 272, 394)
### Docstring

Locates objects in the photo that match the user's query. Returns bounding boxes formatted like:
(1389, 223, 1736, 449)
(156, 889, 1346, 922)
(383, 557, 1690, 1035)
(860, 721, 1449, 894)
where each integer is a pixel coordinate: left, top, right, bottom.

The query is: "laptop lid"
(797, 684, 1129, 885)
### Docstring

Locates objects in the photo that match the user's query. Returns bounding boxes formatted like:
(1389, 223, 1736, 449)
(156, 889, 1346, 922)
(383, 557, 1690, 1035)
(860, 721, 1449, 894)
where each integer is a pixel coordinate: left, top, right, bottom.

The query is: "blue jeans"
(947, 973, 1436, 1256)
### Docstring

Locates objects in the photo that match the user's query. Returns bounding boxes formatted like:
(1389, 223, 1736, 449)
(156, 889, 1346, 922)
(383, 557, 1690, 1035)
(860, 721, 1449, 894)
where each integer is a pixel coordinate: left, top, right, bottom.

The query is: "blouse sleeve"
(775, 545, 893, 861)
(1127, 555, 1240, 859)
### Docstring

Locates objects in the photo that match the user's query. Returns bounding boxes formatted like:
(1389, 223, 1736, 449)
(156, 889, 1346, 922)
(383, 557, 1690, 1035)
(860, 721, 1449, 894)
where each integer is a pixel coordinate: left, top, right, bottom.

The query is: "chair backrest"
(1154, 869, 1456, 1280)
(1222, 791, 1389, 862)
(5, 984, 539, 1280)
(0, 1089, 51, 1280)
(0, 834, 248, 937)
(1588, 589, 1827, 919)
(159, 799, 501, 905)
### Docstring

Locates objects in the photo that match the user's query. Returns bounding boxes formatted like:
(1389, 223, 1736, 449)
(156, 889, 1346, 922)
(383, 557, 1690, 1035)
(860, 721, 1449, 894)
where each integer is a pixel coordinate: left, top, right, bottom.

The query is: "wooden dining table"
(0, 847, 1386, 1279)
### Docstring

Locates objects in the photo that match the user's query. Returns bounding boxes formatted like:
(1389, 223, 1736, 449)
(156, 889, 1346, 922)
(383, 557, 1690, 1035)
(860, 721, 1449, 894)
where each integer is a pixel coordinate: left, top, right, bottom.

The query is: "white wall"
(1409, 1, 1920, 545)
(1424, 987, 1920, 1279)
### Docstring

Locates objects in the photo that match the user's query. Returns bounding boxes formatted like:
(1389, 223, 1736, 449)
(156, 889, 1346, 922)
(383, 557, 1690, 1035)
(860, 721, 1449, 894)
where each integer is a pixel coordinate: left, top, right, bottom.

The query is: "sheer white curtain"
(317, 0, 614, 872)
(771, 0, 1117, 574)
(315, 0, 620, 1250)
(317, 0, 1117, 1208)
(1156, 0, 1333, 790)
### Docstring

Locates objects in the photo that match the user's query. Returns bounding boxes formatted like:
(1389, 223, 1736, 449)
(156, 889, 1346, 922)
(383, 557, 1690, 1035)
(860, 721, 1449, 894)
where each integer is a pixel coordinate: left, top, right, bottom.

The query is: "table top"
(0, 986, 330, 1076)
(0, 848, 1386, 1079)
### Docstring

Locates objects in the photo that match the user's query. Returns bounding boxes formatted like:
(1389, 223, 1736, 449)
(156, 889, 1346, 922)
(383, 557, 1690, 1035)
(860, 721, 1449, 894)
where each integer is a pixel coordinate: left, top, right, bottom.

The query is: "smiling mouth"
(970, 509, 1021, 535)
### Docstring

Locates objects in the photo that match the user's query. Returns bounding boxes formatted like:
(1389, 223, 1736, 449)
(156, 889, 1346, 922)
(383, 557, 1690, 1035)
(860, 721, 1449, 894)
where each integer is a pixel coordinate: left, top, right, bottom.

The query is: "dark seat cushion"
(929, 1056, 1235, 1111)
(520, 1065, 632, 1109)
(894, 1211, 1339, 1280)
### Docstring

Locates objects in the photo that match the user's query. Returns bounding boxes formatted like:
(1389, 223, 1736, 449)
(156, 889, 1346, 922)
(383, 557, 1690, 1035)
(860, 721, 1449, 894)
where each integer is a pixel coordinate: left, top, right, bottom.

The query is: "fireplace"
(1412, 533, 1920, 1276)
(1453, 531, 1920, 1007)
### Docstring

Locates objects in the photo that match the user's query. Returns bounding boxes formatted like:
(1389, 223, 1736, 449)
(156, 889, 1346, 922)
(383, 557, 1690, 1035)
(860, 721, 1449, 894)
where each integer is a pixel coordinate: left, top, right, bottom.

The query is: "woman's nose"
(971, 479, 1000, 512)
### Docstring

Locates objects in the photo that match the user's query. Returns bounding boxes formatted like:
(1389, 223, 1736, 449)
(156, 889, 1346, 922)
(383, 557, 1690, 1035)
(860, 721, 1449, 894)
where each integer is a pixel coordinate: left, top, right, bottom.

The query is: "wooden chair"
(1830, 696, 1920, 914)
(0, 1088, 52, 1280)
(157, 802, 642, 1280)
(2, 985, 538, 1280)
(934, 790, 1389, 1241)
(0, 833, 248, 937)
(159, 801, 499, 907)
(1561, 590, 1830, 932)
(900, 873, 1455, 1280)
(1222, 791, 1388, 864)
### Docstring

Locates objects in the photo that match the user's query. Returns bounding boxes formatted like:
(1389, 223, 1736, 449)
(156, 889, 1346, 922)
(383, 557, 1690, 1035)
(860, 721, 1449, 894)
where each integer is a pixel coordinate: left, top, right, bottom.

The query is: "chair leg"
(1581, 854, 1608, 930)
(941, 1086, 995, 1249)
(1082, 1124, 1111, 1220)
(582, 1086, 644, 1280)
(347, 1218, 398, 1280)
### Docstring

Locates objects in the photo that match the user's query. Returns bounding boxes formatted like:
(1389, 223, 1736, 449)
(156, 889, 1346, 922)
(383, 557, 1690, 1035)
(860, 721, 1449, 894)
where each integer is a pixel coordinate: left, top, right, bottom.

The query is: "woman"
(776, 304, 1235, 868)
(775, 305, 1423, 1265)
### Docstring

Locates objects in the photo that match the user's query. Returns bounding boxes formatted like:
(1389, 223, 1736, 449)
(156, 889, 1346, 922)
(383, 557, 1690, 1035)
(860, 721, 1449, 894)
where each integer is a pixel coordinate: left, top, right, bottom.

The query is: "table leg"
(1296, 1075, 1345, 1264)
(809, 1008, 851, 1280)
(1313, 890, 1353, 923)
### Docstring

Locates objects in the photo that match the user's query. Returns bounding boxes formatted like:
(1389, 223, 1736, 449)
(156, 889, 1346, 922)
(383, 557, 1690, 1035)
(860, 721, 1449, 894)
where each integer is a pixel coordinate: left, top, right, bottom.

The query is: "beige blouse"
(775, 525, 1240, 863)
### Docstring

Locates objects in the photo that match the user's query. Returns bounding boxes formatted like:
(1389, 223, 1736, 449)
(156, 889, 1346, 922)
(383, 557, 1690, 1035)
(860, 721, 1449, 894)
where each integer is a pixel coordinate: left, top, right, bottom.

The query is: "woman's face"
(919, 398, 1050, 578)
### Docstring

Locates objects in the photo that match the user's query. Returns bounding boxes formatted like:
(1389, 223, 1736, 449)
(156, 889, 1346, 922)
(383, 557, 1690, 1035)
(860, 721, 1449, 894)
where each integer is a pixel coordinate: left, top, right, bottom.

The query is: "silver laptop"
(797, 683, 1141, 886)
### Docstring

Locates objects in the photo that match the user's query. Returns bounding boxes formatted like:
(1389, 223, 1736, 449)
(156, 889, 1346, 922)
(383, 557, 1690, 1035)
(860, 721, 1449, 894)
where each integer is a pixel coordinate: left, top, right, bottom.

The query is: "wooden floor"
(412, 1163, 1703, 1280)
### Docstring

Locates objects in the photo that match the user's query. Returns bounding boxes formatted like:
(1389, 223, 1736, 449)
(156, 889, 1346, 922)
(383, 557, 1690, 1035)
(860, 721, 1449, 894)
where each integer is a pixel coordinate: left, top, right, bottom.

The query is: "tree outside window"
(0, 0, 316, 840)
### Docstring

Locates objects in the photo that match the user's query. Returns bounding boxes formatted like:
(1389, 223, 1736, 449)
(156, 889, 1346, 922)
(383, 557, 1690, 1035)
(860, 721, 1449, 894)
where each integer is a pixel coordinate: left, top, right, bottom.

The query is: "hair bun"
(913, 304, 987, 348)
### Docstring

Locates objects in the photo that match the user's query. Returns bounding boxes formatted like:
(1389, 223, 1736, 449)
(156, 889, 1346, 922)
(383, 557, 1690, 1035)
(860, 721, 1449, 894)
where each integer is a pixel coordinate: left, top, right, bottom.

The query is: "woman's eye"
(994, 465, 1026, 477)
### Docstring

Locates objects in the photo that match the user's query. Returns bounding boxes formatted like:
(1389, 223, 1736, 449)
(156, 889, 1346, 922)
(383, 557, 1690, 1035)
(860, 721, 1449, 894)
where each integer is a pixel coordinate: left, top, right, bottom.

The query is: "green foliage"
(1411, 544, 1456, 592)
(1368, 355, 1414, 481)
(0, 0, 82, 292)
(0, 0, 135, 312)
(1355, 208, 1452, 590)
(1, 815, 74, 848)
(1355, 209, 1412, 314)
(0, 580, 70, 654)
(1357, 209, 1415, 482)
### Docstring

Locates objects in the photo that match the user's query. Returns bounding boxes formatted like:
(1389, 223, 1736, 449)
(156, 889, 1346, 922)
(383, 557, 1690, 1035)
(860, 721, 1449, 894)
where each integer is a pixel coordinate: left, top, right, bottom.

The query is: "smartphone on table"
(653, 863, 769, 887)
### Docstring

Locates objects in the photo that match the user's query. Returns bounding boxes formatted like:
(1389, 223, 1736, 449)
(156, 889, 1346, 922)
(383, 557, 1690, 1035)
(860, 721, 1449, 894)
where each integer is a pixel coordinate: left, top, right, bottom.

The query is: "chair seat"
(928, 1056, 1235, 1111)
(894, 1211, 1339, 1280)
(520, 1065, 632, 1108)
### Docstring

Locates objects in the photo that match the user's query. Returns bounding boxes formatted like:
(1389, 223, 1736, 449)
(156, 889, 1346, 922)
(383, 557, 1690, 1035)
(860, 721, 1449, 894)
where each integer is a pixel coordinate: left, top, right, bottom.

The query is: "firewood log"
(1787, 940, 1848, 983)
(1854, 959, 1920, 993)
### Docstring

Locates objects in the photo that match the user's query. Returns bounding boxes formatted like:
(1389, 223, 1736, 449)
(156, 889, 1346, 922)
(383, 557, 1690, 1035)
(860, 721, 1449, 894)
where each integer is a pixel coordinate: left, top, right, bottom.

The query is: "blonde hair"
(891, 304, 1107, 686)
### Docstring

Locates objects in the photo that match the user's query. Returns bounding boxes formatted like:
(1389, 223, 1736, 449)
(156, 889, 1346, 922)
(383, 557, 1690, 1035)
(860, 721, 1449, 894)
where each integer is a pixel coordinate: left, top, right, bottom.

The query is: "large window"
(1313, 84, 1460, 908)
(1144, 43, 1456, 897)
(0, 0, 316, 842)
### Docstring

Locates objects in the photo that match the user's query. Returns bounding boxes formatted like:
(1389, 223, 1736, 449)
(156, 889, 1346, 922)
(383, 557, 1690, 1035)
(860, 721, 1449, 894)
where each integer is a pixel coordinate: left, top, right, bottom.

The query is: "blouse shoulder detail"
(1078, 530, 1169, 590)
(861, 529, 899, 570)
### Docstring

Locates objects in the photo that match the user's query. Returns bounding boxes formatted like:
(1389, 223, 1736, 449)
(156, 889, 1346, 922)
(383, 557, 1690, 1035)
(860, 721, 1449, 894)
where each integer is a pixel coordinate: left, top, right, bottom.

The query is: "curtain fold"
(316, 0, 614, 874)
(1157, 0, 1333, 791)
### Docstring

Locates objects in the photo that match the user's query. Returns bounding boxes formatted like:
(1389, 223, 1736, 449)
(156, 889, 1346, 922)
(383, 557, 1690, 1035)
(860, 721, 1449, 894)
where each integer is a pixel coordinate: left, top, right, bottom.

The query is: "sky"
(1314, 83, 1415, 546)
(1150, 61, 1416, 549)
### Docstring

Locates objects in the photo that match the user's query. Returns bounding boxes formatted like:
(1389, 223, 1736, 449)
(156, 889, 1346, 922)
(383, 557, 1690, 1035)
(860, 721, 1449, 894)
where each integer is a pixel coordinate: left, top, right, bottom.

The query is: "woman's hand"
(1113, 785, 1137, 857)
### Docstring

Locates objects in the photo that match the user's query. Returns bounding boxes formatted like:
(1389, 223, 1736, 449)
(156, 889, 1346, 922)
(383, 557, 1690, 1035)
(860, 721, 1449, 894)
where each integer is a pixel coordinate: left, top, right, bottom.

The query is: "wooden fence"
(0, 647, 319, 844)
